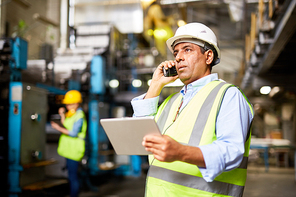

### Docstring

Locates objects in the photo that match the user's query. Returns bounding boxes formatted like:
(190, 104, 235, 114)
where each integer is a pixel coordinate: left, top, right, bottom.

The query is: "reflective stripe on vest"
(149, 165, 244, 197)
(147, 81, 253, 197)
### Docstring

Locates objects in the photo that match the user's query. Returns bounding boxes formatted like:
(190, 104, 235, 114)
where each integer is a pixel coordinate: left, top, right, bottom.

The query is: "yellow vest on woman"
(57, 109, 87, 161)
(146, 80, 253, 197)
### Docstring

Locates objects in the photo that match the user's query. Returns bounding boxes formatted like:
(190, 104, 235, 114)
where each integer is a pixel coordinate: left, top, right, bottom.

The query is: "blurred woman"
(51, 90, 87, 197)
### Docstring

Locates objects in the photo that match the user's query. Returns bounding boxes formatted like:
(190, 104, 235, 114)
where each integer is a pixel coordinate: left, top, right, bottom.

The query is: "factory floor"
(76, 164, 296, 197)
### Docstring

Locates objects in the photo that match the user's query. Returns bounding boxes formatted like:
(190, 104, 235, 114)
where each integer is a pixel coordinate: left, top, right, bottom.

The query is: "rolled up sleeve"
(131, 93, 159, 117)
(68, 118, 83, 137)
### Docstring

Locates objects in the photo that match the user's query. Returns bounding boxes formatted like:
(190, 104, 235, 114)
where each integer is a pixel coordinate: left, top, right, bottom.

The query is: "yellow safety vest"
(146, 80, 253, 197)
(57, 109, 87, 161)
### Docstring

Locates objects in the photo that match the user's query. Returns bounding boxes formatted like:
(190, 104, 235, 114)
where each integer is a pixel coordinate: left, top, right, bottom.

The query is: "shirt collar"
(180, 73, 218, 96)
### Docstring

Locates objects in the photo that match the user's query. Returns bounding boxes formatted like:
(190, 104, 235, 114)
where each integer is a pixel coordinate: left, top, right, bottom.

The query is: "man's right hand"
(58, 107, 66, 115)
(58, 107, 66, 124)
(145, 60, 179, 99)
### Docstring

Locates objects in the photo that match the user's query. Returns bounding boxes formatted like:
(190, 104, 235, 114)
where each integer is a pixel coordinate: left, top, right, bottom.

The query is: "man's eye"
(185, 48, 191, 52)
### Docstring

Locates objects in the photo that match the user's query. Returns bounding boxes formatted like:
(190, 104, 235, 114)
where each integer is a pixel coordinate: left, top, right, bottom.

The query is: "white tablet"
(100, 116, 161, 155)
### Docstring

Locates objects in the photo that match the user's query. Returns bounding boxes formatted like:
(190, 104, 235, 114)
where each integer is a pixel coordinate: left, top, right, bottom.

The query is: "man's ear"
(205, 50, 214, 65)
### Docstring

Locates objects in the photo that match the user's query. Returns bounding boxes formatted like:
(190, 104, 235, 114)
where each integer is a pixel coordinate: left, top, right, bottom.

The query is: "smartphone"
(163, 66, 178, 77)
(50, 114, 65, 128)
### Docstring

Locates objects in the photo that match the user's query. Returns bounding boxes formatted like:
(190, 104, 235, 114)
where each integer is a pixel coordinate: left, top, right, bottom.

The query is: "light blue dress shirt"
(131, 73, 254, 182)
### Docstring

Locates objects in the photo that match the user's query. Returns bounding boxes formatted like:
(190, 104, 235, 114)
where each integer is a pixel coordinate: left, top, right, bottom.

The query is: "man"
(131, 23, 254, 197)
(51, 90, 87, 197)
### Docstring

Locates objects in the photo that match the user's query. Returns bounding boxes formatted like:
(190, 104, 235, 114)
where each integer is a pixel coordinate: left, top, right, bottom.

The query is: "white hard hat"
(166, 23, 220, 65)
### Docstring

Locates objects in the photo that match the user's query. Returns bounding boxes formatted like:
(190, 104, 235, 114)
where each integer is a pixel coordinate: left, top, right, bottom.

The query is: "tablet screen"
(100, 116, 161, 155)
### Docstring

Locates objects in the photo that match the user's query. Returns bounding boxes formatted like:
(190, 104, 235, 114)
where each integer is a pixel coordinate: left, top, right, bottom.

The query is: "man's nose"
(175, 54, 183, 62)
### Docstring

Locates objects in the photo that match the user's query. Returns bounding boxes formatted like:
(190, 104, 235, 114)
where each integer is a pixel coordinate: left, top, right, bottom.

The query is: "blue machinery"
(8, 82, 24, 196)
(8, 82, 48, 196)
(88, 55, 142, 177)
(88, 56, 106, 175)
(7, 38, 28, 196)
(1, 37, 142, 196)
(2, 38, 49, 196)
(8, 81, 23, 195)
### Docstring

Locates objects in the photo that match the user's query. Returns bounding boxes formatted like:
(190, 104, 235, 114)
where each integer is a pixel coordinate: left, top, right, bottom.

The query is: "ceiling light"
(147, 29, 154, 36)
(132, 79, 142, 88)
(109, 79, 119, 88)
(177, 20, 186, 27)
(260, 86, 271, 95)
(153, 29, 167, 39)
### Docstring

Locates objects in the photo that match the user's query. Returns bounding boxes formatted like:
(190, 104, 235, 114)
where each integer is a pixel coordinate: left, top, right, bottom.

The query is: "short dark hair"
(199, 43, 218, 67)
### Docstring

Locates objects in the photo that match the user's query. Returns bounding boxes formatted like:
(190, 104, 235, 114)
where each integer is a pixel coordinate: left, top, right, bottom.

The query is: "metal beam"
(253, 74, 296, 93)
(75, 0, 140, 7)
(258, 0, 296, 74)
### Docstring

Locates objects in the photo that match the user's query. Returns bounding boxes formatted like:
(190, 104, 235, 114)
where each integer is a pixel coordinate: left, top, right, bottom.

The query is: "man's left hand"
(142, 134, 183, 162)
(142, 134, 206, 167)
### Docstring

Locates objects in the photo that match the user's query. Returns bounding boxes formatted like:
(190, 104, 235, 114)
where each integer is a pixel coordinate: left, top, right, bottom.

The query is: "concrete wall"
(1, 0, 60, 59)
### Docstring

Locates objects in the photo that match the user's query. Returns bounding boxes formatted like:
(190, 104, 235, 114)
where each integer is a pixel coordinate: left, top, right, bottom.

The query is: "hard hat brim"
(62, 100, 82, 104)
(166, 34, 221, 60)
